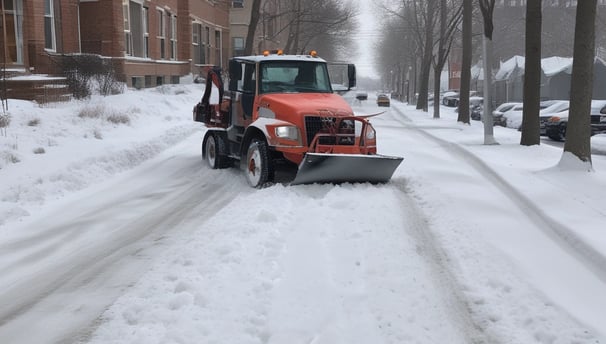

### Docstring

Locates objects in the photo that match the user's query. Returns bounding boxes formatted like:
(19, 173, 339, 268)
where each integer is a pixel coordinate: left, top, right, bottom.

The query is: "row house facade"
(1, 0, 230, 88)
(229, 0, 284, 57)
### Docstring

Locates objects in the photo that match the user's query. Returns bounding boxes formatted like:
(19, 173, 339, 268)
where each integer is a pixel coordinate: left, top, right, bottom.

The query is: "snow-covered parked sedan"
(539, 100, 569, 135)
(545, 100, 606, 141)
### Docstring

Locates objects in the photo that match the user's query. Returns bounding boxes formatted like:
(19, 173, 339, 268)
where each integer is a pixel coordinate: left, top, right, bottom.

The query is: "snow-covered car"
(490, 102, 521, 127)
(377, 93, 390, 107)
(467, 96, 485, 120)
(355, 91, 368, 101)
(500, 103, 525, 129)
(442, 91, 460, 107)
(539, 100, 569, 135)
(545, 101, 606, 141)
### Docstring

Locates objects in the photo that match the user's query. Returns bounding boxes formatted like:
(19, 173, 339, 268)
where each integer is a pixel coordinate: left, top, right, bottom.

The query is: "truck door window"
(242, 63, 256, 93)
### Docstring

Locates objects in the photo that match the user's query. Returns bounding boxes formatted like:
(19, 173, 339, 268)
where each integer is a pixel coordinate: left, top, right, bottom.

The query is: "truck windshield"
(259, 61, 332, 94)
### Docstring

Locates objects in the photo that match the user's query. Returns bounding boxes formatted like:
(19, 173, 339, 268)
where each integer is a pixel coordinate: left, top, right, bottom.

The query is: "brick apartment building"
(1, 0, 231, 88)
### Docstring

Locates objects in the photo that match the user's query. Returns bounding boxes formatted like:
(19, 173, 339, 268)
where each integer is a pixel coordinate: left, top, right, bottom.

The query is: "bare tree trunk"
(457, 0, 472, 124)
(433, 0, 447, 119)
(416, 0, 436, 112)
(563, 0, 597, 166)
(292, 0, 302, 53)
(244, 0, 262, 55)
(520, 0, 542, 146)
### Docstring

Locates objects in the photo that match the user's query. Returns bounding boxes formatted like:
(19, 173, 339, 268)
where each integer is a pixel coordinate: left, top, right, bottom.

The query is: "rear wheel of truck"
(203, 131, 228, 169)
(245, 139, 273, 188)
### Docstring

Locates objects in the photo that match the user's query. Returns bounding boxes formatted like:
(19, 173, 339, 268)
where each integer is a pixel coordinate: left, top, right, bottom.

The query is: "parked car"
(500, 103, 525, 129)
(442, 91, 460, 107)
(489, 102, 521, 126)
(355, 91, 368, 101)
(539, 100, 569, 135)
(545, 100, 606, 141)
(467, 96, 485, 120)
(377, 93, 390, 107)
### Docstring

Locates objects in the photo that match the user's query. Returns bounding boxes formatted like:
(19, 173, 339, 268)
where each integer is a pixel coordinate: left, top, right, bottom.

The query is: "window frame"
(157, 8, 166, 59)
(44, 0, 57, 51)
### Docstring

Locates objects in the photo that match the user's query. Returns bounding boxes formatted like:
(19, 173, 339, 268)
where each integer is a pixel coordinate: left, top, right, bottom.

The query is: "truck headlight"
(275, 126, 300, 140)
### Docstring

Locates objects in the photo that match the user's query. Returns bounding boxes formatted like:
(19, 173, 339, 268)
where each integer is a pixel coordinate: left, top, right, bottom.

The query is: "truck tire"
(203, 131, 228, 169)
(245, 139, 272, 187)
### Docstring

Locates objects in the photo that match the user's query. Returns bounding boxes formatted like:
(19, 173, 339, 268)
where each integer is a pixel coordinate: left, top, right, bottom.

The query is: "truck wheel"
(245, 139, 272, 187)
(203, 132, 227, 169)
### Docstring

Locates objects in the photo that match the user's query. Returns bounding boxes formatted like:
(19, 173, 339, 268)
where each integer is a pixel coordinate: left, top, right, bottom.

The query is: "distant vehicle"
(442, 91, 460, 107)
(355, 91, 368, 101)
(466, 96, 485, 119)
(501, 103, 525, 129)
(500, 101, 558, 130)
(377, 93, 390, 107)
(490, 102, 521, 127)
(545, 101, 606, 141)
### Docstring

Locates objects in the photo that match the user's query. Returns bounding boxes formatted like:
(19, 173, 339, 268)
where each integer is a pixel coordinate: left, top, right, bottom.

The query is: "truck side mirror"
(348, 64, 356, 89)
(229, 60, 241, 91)
(601, 106, 606, 114)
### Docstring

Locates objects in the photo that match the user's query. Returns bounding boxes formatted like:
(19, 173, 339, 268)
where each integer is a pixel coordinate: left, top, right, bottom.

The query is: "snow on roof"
(495, 55, 525, 81)
(494, 55, 603, 81)
(541, 56, 573, 77)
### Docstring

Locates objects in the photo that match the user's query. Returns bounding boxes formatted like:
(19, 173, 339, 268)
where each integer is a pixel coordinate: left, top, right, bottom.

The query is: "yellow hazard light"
(263, 49, 284, 56)
(309, 50, 318, 57)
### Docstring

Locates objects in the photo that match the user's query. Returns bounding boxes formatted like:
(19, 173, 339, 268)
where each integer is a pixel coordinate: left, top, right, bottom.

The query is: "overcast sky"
(353, 0, 380, 79)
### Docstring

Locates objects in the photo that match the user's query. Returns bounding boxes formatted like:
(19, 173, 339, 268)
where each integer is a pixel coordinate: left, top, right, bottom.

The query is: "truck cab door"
(229, 60, 256, 123)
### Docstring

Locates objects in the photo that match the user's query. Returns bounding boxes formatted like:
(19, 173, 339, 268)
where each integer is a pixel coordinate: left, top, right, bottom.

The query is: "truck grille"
(304, 116, 326, 146)
(304, 116, 355, 146)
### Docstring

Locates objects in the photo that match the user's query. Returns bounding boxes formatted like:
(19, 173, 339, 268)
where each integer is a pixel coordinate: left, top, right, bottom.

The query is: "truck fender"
(240, 118, 297, 159)
(242, 118, 296, 145)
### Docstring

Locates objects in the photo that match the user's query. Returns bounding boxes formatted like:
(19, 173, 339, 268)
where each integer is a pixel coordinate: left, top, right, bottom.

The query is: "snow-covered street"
(1, 83, 605, 343)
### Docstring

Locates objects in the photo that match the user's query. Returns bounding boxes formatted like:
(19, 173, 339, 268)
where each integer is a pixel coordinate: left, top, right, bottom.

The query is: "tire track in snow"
(390, 106, 606, 286)
(0, 140, 244, 343)
(389, 179, 498, 344)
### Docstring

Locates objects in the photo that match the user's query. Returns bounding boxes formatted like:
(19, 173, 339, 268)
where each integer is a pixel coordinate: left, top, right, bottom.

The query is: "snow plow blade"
(291, 153, 403, 185)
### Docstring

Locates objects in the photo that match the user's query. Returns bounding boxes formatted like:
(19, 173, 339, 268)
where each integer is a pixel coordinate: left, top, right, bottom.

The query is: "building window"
(123, 1, 131, 55)
(170, 14, 177, 60)
(143, 7, 149, 58)
(214, 30, 221, 65)
(124, 1, 148, 58)
(2, 0, 24, 63)
(158, 9, 165, 59)
(205, 27, 211, 64)
(232, 0, 244, 8)
(44, 0, 56, 50)
(192, 22, 205, 64)
(233, 37, 244, 56)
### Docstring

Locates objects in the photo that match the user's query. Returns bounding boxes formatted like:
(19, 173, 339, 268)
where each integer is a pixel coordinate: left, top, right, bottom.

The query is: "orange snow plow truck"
(193, 50, 403, 187)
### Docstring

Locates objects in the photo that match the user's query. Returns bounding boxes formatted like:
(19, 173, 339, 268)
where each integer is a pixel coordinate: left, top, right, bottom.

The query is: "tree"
(562, 0, 598, 167)
(244, 0, 263, 55)
(432, 0, 463, 119)
(520, 0, 542, 146)
(416, 0, 437, 112)
(457, 0, 473, 124)
(478, 0, 497, 145)
(281, 0, 355, 59)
